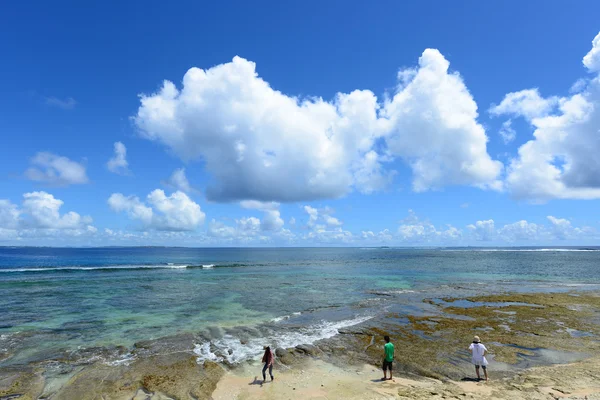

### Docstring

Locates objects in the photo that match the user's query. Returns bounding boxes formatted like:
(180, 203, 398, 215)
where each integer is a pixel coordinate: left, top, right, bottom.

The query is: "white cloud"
(304, 205, 319, 227)
(397, 209, 461, 242)
(497, 220, 541, 242)
(466, 217, 596, 243)
(492, 31, 600, 201)
(0, 192, 95, 240)
(163, 168, 192, 193)
(22, 192, 92, 229)
(499, 120, 516, 144)
(108, 189, 205, 231)
(489, 89, 558, 120)
(207, 216, 276, 244)
(289, 217, 296, 226)
(108, 193, 153, 224)
(361, 229, 394, 242)
(0, 200, 21, 229)
(133, 51, 501, 202)
(323, 215, 342, 227)
(302, 205, 343, 229)
(304, 226, 354, 244)
(107, 142, 130, 175)
(25, 152, 88, 186)
(240, 200, 284, 231)
(382, 49, 503, 192)
(467, 219, 495, 241)
(261, 210, 284, 231)
(583, 32, 600, 72)
(546, 216, 595, 240)
(45, 96, 77, 110)
(207, 219, 237, 239)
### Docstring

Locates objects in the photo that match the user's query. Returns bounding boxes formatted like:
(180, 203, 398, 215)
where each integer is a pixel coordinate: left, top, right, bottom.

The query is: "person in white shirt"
(469, 335, 488, 381)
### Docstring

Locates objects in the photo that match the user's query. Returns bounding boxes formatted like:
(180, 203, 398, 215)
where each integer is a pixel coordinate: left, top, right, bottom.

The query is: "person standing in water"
(261, 346, 274, 382)
(382, 335, 394, 380)
(469, 336, 489, 381)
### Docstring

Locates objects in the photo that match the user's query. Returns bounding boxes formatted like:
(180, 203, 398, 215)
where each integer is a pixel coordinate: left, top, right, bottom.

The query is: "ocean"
(1, 246, 600, 368)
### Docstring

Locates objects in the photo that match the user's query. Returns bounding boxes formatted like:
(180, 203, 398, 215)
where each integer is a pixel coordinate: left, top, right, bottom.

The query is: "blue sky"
(1, 1, 600, 246)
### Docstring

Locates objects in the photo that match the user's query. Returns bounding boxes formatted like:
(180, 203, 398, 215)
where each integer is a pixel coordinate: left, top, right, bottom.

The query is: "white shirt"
(469, 342, 488, 366)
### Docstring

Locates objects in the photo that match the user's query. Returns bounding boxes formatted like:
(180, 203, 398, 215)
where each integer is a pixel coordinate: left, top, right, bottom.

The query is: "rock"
(0, 368, 44, 400)
(294, 344, 322, 357)
(275, 348, 298, 366)
(51, 352, 224, 400)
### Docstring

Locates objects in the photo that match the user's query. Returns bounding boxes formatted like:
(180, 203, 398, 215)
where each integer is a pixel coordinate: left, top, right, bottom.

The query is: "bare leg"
(382, 366, 387, 380)
(483, 367, 488, 381)
(475, 365, 481, 380)
(389, 368, 393, 380)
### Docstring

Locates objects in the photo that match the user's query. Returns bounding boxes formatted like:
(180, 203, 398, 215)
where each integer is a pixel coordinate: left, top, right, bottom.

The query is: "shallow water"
(1, 246, 600, 367)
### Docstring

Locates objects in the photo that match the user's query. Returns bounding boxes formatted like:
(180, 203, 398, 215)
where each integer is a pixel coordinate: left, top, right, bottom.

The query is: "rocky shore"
(2, 291, 600, 399)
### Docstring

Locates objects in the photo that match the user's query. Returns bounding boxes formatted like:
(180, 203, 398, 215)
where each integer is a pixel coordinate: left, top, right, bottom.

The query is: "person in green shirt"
(382, 335, 394, 380)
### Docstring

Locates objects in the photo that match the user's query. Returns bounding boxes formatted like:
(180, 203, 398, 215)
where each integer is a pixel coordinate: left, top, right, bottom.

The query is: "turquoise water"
(1, 247, 600, 366)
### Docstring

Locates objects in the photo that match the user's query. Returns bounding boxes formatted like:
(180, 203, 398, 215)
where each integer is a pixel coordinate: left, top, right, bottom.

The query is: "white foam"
(270, 311, 302, 323)
(193, 342, 224, 362)
(194, 315, 372, 365)
(202, 264, 215, 269)
(444, 248, 598, 252)
(0, 264, 189, 273)
(105, 353, 137, 366)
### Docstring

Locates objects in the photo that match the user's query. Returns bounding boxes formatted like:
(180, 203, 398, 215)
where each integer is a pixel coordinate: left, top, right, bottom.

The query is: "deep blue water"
(1, 246, 599, 366)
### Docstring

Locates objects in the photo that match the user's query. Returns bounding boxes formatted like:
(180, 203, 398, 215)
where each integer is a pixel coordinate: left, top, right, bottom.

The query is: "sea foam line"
(194, 315, 373, 365)
(0, 264, 190, 273)
(444, 248, 598, 252)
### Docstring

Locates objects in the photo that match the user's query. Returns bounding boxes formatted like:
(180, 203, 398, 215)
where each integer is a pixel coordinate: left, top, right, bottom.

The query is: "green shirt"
(384, 342, 394, 362)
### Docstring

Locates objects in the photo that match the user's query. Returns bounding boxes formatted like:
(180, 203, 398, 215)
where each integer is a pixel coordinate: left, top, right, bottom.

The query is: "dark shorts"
(382, 360, 393, 371)
(475, 365, 487, 370)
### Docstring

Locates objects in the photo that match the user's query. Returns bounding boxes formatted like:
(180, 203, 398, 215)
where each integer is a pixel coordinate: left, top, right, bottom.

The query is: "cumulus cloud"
(492, 31, 600, 201)
(467, 217, 595, 243)
(497, 220, 541, 242)
(133, 51, 501, 202)
(108, 189, 205, 231)
(302, 205, 343, 229)
(361, 229, 394, 242)
(398, 209, 461, 242)
(0, 192, 95, 240)
(240, 200, 285, 231)
(489, 89, 558, 120)
(546, 216, 595, 240)
(107, 142, 130, 175)
(467, 219, 496, 241)
(25, 152, 88, 186)
(382, 49, 503, 192)
(583, 32, 600, 72)
(207, 217, 276, 244)
(163, 168, 192, 193)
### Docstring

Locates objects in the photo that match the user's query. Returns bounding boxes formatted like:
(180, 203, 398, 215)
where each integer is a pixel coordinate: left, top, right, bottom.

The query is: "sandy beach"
(212, 356, 600, 400)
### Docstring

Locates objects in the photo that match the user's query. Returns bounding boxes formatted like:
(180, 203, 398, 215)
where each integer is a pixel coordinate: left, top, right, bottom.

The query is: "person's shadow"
(249, 376, 266, 387)
(461, 377, 480, 382)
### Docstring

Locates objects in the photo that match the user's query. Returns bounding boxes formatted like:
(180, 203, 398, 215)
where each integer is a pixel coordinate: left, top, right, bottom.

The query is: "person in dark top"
(261, 346, 274, 382)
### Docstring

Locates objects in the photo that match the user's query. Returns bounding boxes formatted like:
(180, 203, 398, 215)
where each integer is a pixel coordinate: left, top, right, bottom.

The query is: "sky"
(1, 0, 600, 247)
